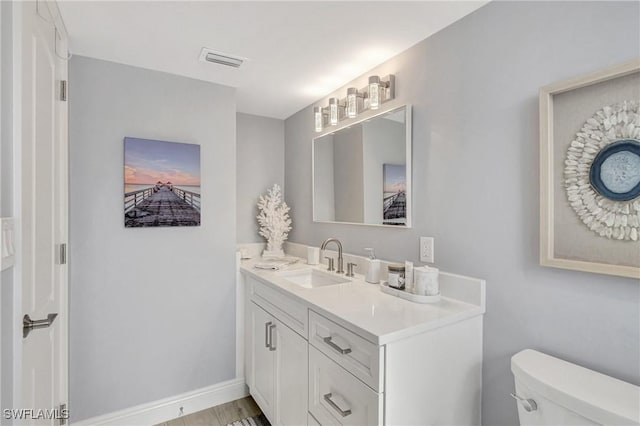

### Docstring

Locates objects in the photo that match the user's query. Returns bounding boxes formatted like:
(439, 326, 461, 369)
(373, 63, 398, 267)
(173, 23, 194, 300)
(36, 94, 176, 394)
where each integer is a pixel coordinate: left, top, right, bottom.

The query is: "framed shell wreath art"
(540, 59, 640, 279)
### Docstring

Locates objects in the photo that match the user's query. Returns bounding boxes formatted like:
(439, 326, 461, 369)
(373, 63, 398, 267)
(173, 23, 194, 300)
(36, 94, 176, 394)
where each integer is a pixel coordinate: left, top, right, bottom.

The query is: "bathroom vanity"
(240, 257, 485, 426)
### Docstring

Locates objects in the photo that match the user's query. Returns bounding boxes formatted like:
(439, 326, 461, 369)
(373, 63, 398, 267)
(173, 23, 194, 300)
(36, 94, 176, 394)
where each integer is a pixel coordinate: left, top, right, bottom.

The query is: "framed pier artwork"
(124, 137, 201, 227)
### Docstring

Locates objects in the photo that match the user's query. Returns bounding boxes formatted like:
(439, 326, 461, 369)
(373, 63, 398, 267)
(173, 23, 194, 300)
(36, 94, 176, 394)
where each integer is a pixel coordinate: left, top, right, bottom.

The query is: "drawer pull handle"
(323, 393, 351, 417)
(268, 323, 276, 351)
(323, 336, 352, 355)
(265, 321, 273, 348)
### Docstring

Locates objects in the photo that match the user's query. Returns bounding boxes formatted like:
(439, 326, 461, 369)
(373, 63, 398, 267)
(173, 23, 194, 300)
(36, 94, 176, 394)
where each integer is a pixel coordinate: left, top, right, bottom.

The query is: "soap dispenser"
(364, 248, 381, 284)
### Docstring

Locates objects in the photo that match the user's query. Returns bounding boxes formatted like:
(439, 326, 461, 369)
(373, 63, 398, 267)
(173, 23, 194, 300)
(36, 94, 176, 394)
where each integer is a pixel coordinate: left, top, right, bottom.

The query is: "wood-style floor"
(156, 396, 262, 426)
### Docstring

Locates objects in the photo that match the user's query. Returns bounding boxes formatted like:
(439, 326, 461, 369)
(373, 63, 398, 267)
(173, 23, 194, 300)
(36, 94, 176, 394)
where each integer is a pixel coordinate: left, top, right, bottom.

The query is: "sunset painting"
(124, 137, 201, 228)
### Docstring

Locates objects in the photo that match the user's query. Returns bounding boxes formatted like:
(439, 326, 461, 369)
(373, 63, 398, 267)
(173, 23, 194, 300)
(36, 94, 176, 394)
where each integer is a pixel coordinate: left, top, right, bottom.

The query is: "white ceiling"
(58, 1, 488, 119)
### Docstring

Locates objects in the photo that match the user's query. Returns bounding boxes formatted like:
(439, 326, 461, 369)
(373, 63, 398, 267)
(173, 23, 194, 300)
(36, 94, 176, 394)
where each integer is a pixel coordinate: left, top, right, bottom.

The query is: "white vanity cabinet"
(249, 302, 277, 419)
(273, 321, 308, 426)
(247, 281, 308, 426)
(242, 268, 485, 426)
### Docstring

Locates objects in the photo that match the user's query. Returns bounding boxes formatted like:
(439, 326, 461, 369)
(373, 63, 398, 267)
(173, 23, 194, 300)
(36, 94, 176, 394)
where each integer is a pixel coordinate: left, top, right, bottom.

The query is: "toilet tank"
(511, 349, 640, 426)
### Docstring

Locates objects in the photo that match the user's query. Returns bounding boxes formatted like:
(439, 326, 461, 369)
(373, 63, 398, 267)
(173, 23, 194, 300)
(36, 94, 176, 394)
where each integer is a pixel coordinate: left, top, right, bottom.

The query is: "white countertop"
(240, 257, 486, 345)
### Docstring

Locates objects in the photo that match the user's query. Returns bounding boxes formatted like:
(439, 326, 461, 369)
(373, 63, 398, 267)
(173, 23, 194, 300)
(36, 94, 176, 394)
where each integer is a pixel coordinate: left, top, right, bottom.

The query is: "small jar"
(387, 264, 406, 290)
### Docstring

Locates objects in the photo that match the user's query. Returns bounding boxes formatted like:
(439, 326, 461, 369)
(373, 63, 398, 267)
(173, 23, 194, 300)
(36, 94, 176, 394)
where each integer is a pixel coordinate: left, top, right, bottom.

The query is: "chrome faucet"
(321, 238, 344, 274)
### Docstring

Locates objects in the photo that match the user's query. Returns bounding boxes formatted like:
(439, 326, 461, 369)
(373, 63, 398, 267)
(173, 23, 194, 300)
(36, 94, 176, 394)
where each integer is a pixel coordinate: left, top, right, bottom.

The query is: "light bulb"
(346, 88, 358, 118)
(329, 98, 339, 126)
(368, 76, 381, 110)
(314, 107, 323, 132)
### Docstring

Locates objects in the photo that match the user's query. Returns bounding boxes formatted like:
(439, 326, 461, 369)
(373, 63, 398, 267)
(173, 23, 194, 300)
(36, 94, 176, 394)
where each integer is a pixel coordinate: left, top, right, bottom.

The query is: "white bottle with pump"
(364, 248, 381, 284)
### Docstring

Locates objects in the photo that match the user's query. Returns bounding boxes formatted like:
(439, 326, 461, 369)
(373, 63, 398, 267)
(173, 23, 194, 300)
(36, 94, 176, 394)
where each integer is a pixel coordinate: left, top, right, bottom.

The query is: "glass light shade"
(329, 98, 339, 126)
(314, 107, 323, 132)
(346, 88, 358, 118)
(368, 76, 381, 110)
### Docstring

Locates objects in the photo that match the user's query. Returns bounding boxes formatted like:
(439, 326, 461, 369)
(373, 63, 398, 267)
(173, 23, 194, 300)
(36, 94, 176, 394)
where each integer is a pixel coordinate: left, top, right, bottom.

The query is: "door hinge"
(58, 403, 68, 425)
(59, 80, 67, 101)
(59, 243, 67, 265)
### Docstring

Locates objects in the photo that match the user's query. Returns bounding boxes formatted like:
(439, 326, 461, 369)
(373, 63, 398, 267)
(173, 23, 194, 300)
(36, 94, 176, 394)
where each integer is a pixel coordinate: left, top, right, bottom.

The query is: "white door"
(250, 302, 276, 421)
(17, 1, 69, 424)
(274, 319, 308, 426)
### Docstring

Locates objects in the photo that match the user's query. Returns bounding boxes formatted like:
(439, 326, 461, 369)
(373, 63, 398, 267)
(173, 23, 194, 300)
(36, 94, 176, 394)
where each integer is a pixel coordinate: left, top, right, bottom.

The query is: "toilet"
(511, 349, 640, 425)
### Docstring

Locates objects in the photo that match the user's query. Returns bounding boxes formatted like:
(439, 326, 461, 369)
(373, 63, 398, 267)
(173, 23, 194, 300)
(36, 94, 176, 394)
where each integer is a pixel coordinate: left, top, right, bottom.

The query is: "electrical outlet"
(420, 237, 434, 263)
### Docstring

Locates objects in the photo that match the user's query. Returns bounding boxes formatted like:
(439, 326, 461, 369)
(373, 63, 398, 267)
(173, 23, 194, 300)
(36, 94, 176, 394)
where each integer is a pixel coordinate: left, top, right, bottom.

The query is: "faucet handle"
(346, 262, 357, 277)
(325, 256, 335, 272)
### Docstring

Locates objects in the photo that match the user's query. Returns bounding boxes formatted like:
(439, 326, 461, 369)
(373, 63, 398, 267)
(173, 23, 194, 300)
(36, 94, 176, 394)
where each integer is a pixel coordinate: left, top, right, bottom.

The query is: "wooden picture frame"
(540, 59, 640, 279)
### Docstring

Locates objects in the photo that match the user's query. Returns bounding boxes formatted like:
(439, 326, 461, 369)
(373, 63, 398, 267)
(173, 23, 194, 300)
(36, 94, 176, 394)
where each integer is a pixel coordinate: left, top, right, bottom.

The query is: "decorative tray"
(254, 257, 299, 270)
(380, 281, 441, 304)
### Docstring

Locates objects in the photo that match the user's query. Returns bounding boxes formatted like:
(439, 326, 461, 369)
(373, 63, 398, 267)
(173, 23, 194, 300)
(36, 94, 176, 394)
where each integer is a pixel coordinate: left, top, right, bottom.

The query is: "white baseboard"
(73, 378, 248, 426)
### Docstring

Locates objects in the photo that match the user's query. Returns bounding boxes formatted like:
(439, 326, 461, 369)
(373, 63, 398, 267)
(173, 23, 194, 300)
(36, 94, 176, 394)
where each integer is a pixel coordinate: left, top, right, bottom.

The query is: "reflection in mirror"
(313, 105, 411, 227)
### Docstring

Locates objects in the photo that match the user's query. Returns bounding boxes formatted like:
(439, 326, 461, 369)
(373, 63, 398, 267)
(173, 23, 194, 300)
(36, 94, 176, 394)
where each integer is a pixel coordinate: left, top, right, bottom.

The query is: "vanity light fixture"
(368, 76, 381, 110)
(314, 106, 325, 132)
(313, 74, 395, 132)
(346, 88, 359, 118)
(329, 98, 340, 126)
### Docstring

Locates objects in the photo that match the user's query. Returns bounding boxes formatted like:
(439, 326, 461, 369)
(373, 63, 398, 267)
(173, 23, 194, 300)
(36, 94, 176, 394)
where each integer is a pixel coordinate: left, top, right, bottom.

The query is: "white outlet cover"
(420, 236, 434, 263)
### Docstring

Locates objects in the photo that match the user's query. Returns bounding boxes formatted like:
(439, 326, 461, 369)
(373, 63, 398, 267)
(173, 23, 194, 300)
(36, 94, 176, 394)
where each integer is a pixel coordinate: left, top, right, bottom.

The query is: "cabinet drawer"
(309, 311, 383, 391)
(309, 346, 382, 426)
(247, 275, 308, 338)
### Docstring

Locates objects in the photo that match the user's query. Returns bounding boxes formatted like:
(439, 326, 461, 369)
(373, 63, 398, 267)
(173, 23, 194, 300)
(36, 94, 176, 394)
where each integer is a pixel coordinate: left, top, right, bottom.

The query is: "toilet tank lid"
(511, 349, 640, 425)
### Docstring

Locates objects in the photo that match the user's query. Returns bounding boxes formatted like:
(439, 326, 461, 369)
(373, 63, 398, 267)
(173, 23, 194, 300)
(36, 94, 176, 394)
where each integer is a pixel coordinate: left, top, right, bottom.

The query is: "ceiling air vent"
(198, 47, 245, 68)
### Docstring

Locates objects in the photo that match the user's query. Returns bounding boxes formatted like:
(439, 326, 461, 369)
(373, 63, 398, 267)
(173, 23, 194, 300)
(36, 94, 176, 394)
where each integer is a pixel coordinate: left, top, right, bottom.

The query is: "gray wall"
(313, 136, 335, 222)
(333, 126, 364, 223)
(236, 113, 284, 243)
(69, 56, 237, 421)
(284, 2, 640, 425)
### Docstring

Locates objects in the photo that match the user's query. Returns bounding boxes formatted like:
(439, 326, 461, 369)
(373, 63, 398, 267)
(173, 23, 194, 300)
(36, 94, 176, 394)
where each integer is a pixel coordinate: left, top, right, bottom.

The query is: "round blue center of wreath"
(589, 139, 640, 201)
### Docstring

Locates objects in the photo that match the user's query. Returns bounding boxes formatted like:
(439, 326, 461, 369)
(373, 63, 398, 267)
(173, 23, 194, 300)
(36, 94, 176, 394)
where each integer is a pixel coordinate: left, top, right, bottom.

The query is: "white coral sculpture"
(257, 184, 292, 256)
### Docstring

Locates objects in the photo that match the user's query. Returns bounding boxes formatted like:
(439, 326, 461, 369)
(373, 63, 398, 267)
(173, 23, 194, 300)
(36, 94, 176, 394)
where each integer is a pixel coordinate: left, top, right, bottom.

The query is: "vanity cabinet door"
(250, 302, 276, 421)
(274, 319, 308, 426)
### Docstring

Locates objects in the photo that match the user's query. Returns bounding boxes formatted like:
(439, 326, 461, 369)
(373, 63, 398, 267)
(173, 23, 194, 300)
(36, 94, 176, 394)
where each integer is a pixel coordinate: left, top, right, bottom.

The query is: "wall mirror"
(313, 105, 412, 227)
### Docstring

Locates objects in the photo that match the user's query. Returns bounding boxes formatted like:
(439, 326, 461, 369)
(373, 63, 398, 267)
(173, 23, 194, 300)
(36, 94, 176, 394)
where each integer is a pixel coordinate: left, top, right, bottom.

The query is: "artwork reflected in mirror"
(383, 164, 407, 225)
(313, 105, 411, 227)
(124, 137, 201, 227)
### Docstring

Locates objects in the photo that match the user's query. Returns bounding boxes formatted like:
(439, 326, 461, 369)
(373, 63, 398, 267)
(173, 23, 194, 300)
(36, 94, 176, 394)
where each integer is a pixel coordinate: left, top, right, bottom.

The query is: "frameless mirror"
(313, 105, 411, 227)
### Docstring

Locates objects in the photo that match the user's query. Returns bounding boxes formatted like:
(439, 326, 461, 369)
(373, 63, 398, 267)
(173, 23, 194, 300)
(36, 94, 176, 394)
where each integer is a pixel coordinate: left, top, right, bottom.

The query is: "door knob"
(23, 313, 58, 338)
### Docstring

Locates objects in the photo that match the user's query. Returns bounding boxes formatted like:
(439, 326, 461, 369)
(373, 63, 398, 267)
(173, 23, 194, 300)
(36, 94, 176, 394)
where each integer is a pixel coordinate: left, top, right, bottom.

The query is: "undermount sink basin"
(278, 268, 350, 288)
